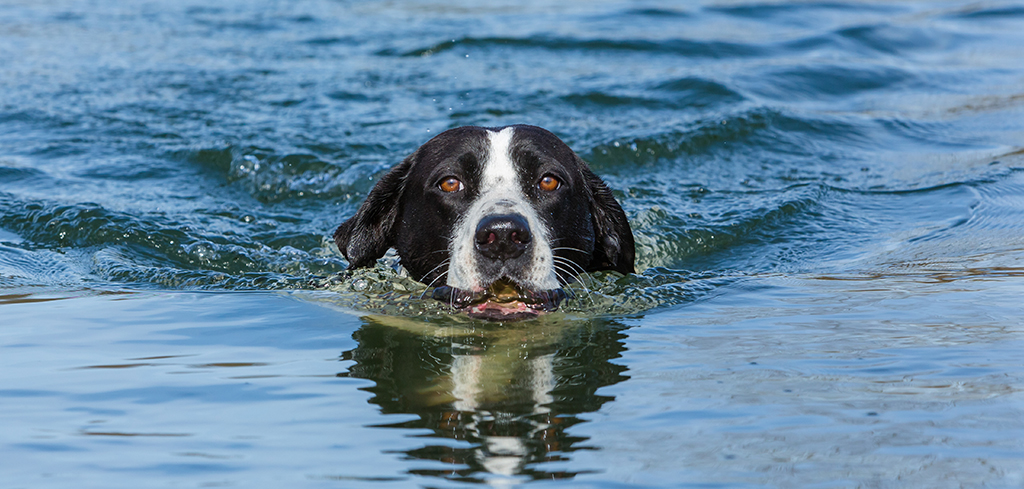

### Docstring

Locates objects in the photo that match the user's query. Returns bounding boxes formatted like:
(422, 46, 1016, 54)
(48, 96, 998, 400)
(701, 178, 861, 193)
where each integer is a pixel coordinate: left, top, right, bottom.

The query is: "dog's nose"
(474, 214, 531, 261)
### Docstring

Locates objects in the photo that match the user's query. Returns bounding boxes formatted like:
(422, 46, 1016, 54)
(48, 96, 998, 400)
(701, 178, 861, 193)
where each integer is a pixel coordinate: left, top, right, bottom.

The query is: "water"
(3, 0, 1024, 487)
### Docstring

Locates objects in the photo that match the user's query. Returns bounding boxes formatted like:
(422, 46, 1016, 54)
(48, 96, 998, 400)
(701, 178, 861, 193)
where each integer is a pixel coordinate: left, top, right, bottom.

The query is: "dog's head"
(335, 125, 634, 320)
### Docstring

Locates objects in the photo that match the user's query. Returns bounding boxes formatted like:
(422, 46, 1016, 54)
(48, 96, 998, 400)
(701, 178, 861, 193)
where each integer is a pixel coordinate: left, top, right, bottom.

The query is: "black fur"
(335, 125, 634, 287)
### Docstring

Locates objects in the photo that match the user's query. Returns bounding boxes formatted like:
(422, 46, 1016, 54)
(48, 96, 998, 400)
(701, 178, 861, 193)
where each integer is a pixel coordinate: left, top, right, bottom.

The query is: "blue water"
(3, 1, 1024, 487)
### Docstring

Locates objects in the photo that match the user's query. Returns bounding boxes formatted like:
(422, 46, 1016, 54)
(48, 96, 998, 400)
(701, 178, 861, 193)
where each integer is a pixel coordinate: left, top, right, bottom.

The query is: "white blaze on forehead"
(483, 126, 517, 188)
(445, 126, 559, 292)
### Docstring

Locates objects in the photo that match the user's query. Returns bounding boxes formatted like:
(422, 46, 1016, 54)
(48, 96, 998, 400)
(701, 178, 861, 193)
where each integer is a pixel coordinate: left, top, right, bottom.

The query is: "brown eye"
(439, 177, 463, 193)
(538, 175, 560, 191)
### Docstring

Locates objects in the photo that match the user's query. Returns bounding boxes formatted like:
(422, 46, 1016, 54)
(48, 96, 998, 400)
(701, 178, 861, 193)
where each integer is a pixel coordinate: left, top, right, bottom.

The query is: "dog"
(334, 125, 634, 320)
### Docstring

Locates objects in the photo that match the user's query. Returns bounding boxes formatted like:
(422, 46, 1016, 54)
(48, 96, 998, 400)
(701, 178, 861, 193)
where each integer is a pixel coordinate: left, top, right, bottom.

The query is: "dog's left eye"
(538, 175, 560, 191)
(439, 177, 463, 193)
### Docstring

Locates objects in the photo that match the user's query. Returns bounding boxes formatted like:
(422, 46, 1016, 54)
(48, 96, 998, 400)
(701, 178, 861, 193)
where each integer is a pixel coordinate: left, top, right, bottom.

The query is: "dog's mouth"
(431, 279, 566, 321)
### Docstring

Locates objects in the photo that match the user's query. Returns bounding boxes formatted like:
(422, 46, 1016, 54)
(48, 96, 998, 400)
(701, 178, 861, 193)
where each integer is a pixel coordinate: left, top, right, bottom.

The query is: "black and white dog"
(335, 125, 634, 320)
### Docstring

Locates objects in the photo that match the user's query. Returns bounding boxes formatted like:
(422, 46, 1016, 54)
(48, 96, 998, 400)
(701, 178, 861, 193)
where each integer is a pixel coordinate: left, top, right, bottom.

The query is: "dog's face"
(335, 125, 634, 320)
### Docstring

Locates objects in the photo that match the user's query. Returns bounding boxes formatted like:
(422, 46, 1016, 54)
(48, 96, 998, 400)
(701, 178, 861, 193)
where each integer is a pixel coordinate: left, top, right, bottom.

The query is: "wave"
(559, 77, 745, 112)
(179, 144, 389, 203)
(388, 35, 765, 59)
(0, 194, 347, 291)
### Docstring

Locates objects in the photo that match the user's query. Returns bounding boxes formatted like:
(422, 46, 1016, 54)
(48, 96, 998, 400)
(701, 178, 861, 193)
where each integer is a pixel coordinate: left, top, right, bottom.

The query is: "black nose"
(474, 214, 532, 261)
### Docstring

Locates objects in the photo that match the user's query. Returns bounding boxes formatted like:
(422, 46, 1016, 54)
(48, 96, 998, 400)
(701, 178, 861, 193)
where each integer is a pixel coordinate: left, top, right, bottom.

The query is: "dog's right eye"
(439, 177, 463, 193)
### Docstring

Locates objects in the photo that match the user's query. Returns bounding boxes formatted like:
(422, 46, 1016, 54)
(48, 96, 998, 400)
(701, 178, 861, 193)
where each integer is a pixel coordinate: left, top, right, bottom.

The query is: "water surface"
(3, 1, 1024, 487)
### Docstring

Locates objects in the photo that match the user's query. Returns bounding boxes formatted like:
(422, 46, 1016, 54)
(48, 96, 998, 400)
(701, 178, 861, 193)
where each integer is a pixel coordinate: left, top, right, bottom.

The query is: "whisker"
(416, 260, 451, 300)
(418, 258, 451, 285)
(419, 269, 450, 300)
(554, 271, 591, 307)
(552, 256, 596, 293)
(551, 246, 590, 255)
(553, 255, 587, 274)
(553, 263, 593, 305)
(449, 285, 456, 313)
(551, 267, 579, 300)
(424, 269, 449, 289)
(553, 256, 597, 289)
(551, 250, 595, 281)
(551, 266, 572, 287)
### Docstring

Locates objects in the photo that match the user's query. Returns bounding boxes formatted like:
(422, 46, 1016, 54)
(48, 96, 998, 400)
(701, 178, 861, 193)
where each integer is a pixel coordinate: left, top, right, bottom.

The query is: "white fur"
(445, 127, 559, 292)
(482, 127, 517, 187)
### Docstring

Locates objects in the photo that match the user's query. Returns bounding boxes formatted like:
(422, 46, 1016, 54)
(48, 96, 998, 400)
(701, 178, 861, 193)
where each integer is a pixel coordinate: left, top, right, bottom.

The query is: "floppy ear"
(583, 165, 635, 274)
(334, 158, 413, 269)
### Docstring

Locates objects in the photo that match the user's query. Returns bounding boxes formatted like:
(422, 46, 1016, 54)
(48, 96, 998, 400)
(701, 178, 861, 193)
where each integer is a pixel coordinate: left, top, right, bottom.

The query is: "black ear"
(334, 157, 413, 269)
(583, 164, 635, 274)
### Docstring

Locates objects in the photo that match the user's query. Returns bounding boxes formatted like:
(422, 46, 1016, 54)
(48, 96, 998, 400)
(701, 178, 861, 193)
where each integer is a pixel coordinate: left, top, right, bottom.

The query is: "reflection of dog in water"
(339, 316, 629, 481)
(334, 125, 635, 320)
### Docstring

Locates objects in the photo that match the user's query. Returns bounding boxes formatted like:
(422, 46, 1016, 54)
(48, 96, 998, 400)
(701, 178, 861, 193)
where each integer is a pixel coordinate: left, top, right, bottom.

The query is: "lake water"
(3, 1, 1024, 487)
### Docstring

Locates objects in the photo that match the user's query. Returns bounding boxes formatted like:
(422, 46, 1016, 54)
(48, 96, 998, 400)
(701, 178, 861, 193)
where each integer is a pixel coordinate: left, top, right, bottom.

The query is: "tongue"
(466, 299, 537, 321)
(471, 300, 528, 314)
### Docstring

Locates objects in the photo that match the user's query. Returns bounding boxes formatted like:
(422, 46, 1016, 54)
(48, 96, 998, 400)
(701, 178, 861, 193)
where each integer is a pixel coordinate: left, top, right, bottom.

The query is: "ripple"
(177, 144, 386, 203)
(585, 107, 867, 171)
(561, 78, 744, 112)
(947, 5, 1024, 20)
(0, 243, 88, 288)
(0, 196, 347, 291)
(0, 165, 48, 183)
(625, 8, 692, 19)
(707, 2, 897, 20)
(747, 64, 918, 101)
(869, 169, 1024, 274)
(391, 36, 764, 59)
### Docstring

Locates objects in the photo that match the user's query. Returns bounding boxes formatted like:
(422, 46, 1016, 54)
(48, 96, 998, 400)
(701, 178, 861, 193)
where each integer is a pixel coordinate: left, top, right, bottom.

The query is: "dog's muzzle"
(435, 211, 566, 320)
